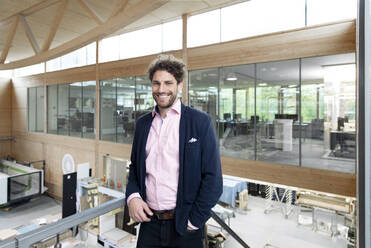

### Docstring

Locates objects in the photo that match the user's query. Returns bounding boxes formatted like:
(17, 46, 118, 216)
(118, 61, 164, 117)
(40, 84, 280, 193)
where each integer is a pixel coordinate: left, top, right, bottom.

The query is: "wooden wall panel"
(45, 65, 96, 85)
(9, 20, 357, 199)
(12, 87, 27, 110)
(0, 78, 12, 160)
(221, 157, 356, 197)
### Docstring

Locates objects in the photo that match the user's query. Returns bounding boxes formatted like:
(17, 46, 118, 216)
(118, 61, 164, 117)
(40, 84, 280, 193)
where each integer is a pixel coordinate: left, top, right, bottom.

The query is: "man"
(126, 54, 222, 248)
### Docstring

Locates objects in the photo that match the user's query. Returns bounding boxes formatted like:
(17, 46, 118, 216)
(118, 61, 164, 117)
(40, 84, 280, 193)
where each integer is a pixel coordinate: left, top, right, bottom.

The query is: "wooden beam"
(20, 15, 40, 54)
(221, 157, 356, 197)
(0, 0, 169, 70)
(0, 0, 61, 29)
(110, 0, 130, 18)
(77, 0, 104, 25)
(0, 15, 19, 63)
(41, 0, 68, 52)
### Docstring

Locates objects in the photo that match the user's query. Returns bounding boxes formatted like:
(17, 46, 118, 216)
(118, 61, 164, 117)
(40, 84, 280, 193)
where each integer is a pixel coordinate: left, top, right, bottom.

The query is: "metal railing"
(0, 198, 249, 248)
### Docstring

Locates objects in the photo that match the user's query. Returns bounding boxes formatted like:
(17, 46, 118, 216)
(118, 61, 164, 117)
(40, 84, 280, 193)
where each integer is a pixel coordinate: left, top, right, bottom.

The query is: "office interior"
(0, 0, 369, 247)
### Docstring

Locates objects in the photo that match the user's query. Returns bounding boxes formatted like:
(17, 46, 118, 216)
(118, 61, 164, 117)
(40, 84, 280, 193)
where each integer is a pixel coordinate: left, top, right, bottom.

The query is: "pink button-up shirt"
(127, 99, 181, 210)
(145, 99, 181, 210)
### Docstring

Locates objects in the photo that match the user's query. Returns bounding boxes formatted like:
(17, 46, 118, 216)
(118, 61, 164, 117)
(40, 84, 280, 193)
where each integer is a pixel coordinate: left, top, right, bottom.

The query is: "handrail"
(0, 197, 125, 248)
(0, 198, 250, 248)
(211, 210, 250, 248)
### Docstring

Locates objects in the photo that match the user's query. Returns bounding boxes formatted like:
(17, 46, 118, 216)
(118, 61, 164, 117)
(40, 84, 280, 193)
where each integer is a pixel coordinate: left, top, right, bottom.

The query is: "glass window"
(99, 36, 120, 63)
(28, 88, 36, 132)
(307, 0, 357, 26)
(187, 9, 221, 48)
(46, 43, 96, 72)
(28, 86, 44, 132)
(256, 59, 300, 166)
(301, 53, 356, 173)
(222, 0, 305, 42)
(219, 65, 255, 160)
(162, 19, 182, 52)
(117, 77, 135, 144)
(47, 85, 58, 134)
(120, 25, 162, 60)
(69, 82, 83, 138)
(100, 79, 116, 142)
(36, 87, 44, 132)
(135, 75, 154, 120)
(188, 68, 219, 132)
(82, 81, 96, 139)
(48, 82, 95, 139)
(57, 84, 69, 136)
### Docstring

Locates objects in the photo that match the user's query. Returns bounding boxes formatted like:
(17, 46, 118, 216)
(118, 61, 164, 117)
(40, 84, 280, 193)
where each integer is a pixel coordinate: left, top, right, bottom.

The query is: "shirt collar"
(152, 99, 181, 117)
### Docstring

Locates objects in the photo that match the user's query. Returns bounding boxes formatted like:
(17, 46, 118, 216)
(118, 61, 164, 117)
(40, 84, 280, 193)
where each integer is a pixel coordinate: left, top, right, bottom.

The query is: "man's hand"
(128, 197, 153, 222)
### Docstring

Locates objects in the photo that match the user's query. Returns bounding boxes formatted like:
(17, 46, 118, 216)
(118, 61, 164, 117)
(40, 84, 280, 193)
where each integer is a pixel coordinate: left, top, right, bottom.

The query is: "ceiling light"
(288, 84, 297, 88)
(261, 68, 267, 72)
(226, 72, 237, 81)
(270, 67, 277, 71)
(258, 83, 268, 86)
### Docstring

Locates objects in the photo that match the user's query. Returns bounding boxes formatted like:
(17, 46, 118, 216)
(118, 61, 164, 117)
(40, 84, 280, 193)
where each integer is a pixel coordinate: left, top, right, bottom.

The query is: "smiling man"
(125, 54, 222, 248)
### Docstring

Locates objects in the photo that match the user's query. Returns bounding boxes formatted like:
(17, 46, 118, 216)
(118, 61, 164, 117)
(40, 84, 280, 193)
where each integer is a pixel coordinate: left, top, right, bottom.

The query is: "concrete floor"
(0, 195, 61, 230)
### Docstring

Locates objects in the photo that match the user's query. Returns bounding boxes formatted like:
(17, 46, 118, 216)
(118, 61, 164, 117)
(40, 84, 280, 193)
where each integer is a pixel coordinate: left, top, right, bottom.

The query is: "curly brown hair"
(148, 54, 186, 84)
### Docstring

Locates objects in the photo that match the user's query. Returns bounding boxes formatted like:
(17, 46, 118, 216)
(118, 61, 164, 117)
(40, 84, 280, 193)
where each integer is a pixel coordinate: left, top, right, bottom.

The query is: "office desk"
(330, 131, 356, 158)
(219, 176, 247, 207)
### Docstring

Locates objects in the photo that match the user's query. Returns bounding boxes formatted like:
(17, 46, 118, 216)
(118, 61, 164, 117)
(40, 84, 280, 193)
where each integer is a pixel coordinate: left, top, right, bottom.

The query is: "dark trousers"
(137, 217, 204, 248)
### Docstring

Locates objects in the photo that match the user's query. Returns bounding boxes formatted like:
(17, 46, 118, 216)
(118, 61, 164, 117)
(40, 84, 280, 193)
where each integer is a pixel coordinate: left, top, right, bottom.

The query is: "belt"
(150, 209, 175, 220)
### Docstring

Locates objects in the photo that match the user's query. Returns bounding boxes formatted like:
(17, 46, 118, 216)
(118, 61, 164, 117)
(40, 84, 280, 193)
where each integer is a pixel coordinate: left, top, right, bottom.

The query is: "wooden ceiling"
(0, 0, 245, 69)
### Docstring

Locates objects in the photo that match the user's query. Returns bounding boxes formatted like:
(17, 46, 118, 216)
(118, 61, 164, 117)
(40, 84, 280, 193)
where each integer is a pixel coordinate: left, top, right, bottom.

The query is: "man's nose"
(158, 83, 166, 92)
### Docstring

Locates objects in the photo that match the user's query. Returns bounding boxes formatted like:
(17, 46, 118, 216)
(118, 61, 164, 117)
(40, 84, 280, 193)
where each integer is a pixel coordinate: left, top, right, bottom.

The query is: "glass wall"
(301, 54, 356, 173)
(256, 60, 300, 166)
(47, 81, 96, 139)
(188, 68, 218, 129)
(100, 76, 154, 144)
(28, 86, 44, 132)
(219, 65, 255, 160)
(188, 53, 356, 173)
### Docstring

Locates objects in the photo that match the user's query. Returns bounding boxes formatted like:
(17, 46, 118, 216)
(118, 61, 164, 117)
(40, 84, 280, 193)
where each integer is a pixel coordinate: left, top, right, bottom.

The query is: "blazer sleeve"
(188, 115, 223, 228)
(125, 121, 141, 202)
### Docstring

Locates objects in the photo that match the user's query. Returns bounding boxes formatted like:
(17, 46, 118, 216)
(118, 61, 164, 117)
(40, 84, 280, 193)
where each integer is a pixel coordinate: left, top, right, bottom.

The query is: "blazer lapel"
(177, 103, 186, 207)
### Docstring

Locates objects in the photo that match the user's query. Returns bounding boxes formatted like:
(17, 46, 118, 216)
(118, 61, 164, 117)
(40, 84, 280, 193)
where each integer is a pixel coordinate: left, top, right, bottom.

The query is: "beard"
(153, 92, 178, 110)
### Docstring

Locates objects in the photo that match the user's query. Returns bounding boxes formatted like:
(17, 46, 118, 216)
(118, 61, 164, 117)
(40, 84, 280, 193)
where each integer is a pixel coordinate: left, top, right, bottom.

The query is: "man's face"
(152, 70, 183, 110)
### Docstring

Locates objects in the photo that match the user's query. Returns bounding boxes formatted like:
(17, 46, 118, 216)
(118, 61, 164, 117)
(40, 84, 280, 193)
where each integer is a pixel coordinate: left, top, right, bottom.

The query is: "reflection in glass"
(135, 76, 154, 120)
(301, 53, 356, 173)
(100, 79, 116, 142)
(48, 85, 58, 134)
(219, 65, 255, 160)
(189, 68, 218, 134)
(117, 77, 135, 144)
(69, 82, 82, 138)
(82, 81, 96, 139)
(256, 60, 300, 166)
(58, 84, 69, 136)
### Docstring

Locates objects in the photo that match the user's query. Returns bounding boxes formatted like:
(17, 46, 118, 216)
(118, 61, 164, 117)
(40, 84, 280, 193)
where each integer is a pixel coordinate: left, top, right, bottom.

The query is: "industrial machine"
(0, 160, 46, 205)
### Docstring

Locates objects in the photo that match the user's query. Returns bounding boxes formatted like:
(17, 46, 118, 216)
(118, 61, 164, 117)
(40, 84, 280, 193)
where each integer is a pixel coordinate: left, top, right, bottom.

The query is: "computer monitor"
(251, 115, 259, 122)
(223, 113, 231, 120)
(337, 117, 345, 131)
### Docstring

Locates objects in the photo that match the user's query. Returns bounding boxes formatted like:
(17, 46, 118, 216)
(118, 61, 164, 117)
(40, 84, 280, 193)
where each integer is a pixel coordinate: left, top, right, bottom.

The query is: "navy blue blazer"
(126, 102, 223, 235)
